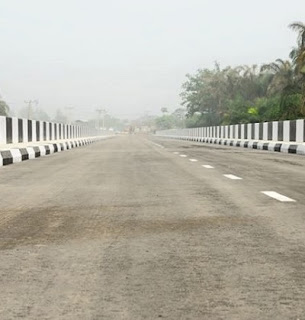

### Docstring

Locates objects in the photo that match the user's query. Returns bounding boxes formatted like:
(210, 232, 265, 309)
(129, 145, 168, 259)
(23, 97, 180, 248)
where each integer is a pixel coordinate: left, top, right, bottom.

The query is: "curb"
(0, 137, 109, 167)
(159, 136, 305, 156)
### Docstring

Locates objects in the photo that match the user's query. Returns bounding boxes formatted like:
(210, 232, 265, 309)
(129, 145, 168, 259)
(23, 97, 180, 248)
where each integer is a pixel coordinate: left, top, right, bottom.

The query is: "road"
(1, 135, 305, 319)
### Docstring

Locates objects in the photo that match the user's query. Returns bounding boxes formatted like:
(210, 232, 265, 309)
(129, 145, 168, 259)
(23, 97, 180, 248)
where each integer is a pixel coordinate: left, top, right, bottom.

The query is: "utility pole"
(24, 100, 38, 119)
(96, 108, 107, 130)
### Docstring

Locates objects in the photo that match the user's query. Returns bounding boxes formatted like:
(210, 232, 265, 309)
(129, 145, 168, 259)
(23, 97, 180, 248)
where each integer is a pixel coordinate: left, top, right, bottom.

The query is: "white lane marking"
(173, 152, 179, 154)
(224, 174, 243, 180)
(151, 142, 164, 148)
(180, 155, 187, 157)
(261, 191, 296, 202)
(189, 159, 198, 162)
(202, 165, 214, 169)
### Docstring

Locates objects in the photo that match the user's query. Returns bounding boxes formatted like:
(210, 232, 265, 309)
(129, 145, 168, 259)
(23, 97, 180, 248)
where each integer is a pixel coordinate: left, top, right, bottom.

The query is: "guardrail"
(156, 119, 305, 154)
(157, 119, 305, 143)
(0, 116, 102, 145)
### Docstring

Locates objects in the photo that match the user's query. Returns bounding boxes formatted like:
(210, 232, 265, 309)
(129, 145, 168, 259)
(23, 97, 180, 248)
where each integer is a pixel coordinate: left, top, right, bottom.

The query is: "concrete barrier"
(156, 119, 305, 155)
(0, 115, 114, 167)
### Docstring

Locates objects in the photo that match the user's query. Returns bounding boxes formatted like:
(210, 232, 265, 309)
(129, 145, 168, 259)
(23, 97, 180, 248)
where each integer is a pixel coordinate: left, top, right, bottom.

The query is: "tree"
(289, 22, 305, 111)
(261, 59, 296, 96)
(0, 99, 9, 116)
(161, 107, 169, 114)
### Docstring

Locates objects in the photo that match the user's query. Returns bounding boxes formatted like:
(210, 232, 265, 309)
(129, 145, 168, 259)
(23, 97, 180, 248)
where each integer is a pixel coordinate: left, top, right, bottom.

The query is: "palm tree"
(289, 22, 305, 111)
(261, 59, 296, 96)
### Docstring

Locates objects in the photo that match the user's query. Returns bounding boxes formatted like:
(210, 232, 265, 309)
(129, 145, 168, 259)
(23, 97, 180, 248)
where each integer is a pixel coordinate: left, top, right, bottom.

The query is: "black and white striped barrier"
(0, 116, 99, 144)
(156, 119, 305, 155)
(0, 115, 113, 167)
(0, 137, 108, 166)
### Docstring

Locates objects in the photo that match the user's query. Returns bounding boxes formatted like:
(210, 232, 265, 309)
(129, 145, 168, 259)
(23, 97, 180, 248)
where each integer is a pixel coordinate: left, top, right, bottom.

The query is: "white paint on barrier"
(38, 145, 46, 156)
(224, 174, 242, 180)
(202, 165, 214, 169)
(180, 154, 187, 157)
(26, 147, 36, 159)
(261, 191, 296, 202)
(189, 159, 198, 162)
(10, 149, 22, 163)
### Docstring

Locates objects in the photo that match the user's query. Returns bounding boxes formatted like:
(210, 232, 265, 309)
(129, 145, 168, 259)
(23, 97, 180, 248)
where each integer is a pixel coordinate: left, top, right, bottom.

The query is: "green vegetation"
(0, 99, 10, 116)
(155, 22, 305, 130)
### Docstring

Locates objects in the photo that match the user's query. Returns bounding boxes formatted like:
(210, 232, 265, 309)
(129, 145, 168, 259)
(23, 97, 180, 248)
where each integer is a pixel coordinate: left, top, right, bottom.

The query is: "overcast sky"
(0, 0, 304, 120)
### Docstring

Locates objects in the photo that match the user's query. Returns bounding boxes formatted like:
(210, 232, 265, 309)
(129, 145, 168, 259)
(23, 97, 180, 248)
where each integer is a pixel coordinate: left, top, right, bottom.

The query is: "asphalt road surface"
(1, 135, 305, 320)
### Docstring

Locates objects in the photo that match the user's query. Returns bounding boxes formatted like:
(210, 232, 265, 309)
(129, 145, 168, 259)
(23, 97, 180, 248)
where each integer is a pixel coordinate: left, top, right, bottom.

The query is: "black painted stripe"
(251, 123, 255, 140)
(259, 123, 263, 140)
(49, 123, 52, 140)
(28, 120, 32, 142)
(44, 145, 50, 155)
(36, 121, 40, 141)
(54, 124, 57, 140)
(33, 146, 40, 157)
(290, 120, 296, 142)
(274, 143, 282, 152)
(1, 150, 13, 165)
(6, 117, 12, 144)
(278, 121, 283, 141)
(43, 122, 47, 141)
(18, 119, 23, 143)
(268, 122, 272, 140)
(19, 148, 29, 161)
(288, 145, 297, 154)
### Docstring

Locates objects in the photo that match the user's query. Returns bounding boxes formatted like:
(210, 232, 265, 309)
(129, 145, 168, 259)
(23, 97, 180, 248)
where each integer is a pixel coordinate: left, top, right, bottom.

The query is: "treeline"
(156, 22, 305, 130)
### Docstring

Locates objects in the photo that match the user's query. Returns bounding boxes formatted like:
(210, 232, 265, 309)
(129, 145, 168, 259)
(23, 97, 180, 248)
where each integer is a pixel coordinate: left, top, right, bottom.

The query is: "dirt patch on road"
(0, 205, 261, 250)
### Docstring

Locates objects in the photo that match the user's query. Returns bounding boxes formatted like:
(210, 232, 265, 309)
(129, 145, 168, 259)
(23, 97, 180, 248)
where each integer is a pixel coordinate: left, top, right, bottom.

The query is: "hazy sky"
(0, 0, 304, 120)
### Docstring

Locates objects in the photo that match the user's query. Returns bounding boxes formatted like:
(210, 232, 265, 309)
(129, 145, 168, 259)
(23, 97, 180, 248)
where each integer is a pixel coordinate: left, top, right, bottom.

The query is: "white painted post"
(12, 117, 18, 143)
(272, 121, 278, 141)
(247, 123, 252, 140)
(296, 119, 304, 143)
(235, 125, 239, 139)
(22, 119, 28, 143)
(0, 116, 6, 144)
(32, 120, 37, 142)
(241, 124, 245, 139)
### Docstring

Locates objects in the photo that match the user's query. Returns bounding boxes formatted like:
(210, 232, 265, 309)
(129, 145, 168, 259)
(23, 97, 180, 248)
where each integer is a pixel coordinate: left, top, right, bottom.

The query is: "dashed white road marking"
(173, 152, 179, 154)
(151, 142, 164, 148)
(189, 159, 198, 162)
(261, 191, 296, 202)
(202, 165, 214, 169)
(223, 174, 242, 180)
(180, 155, 187, 157)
